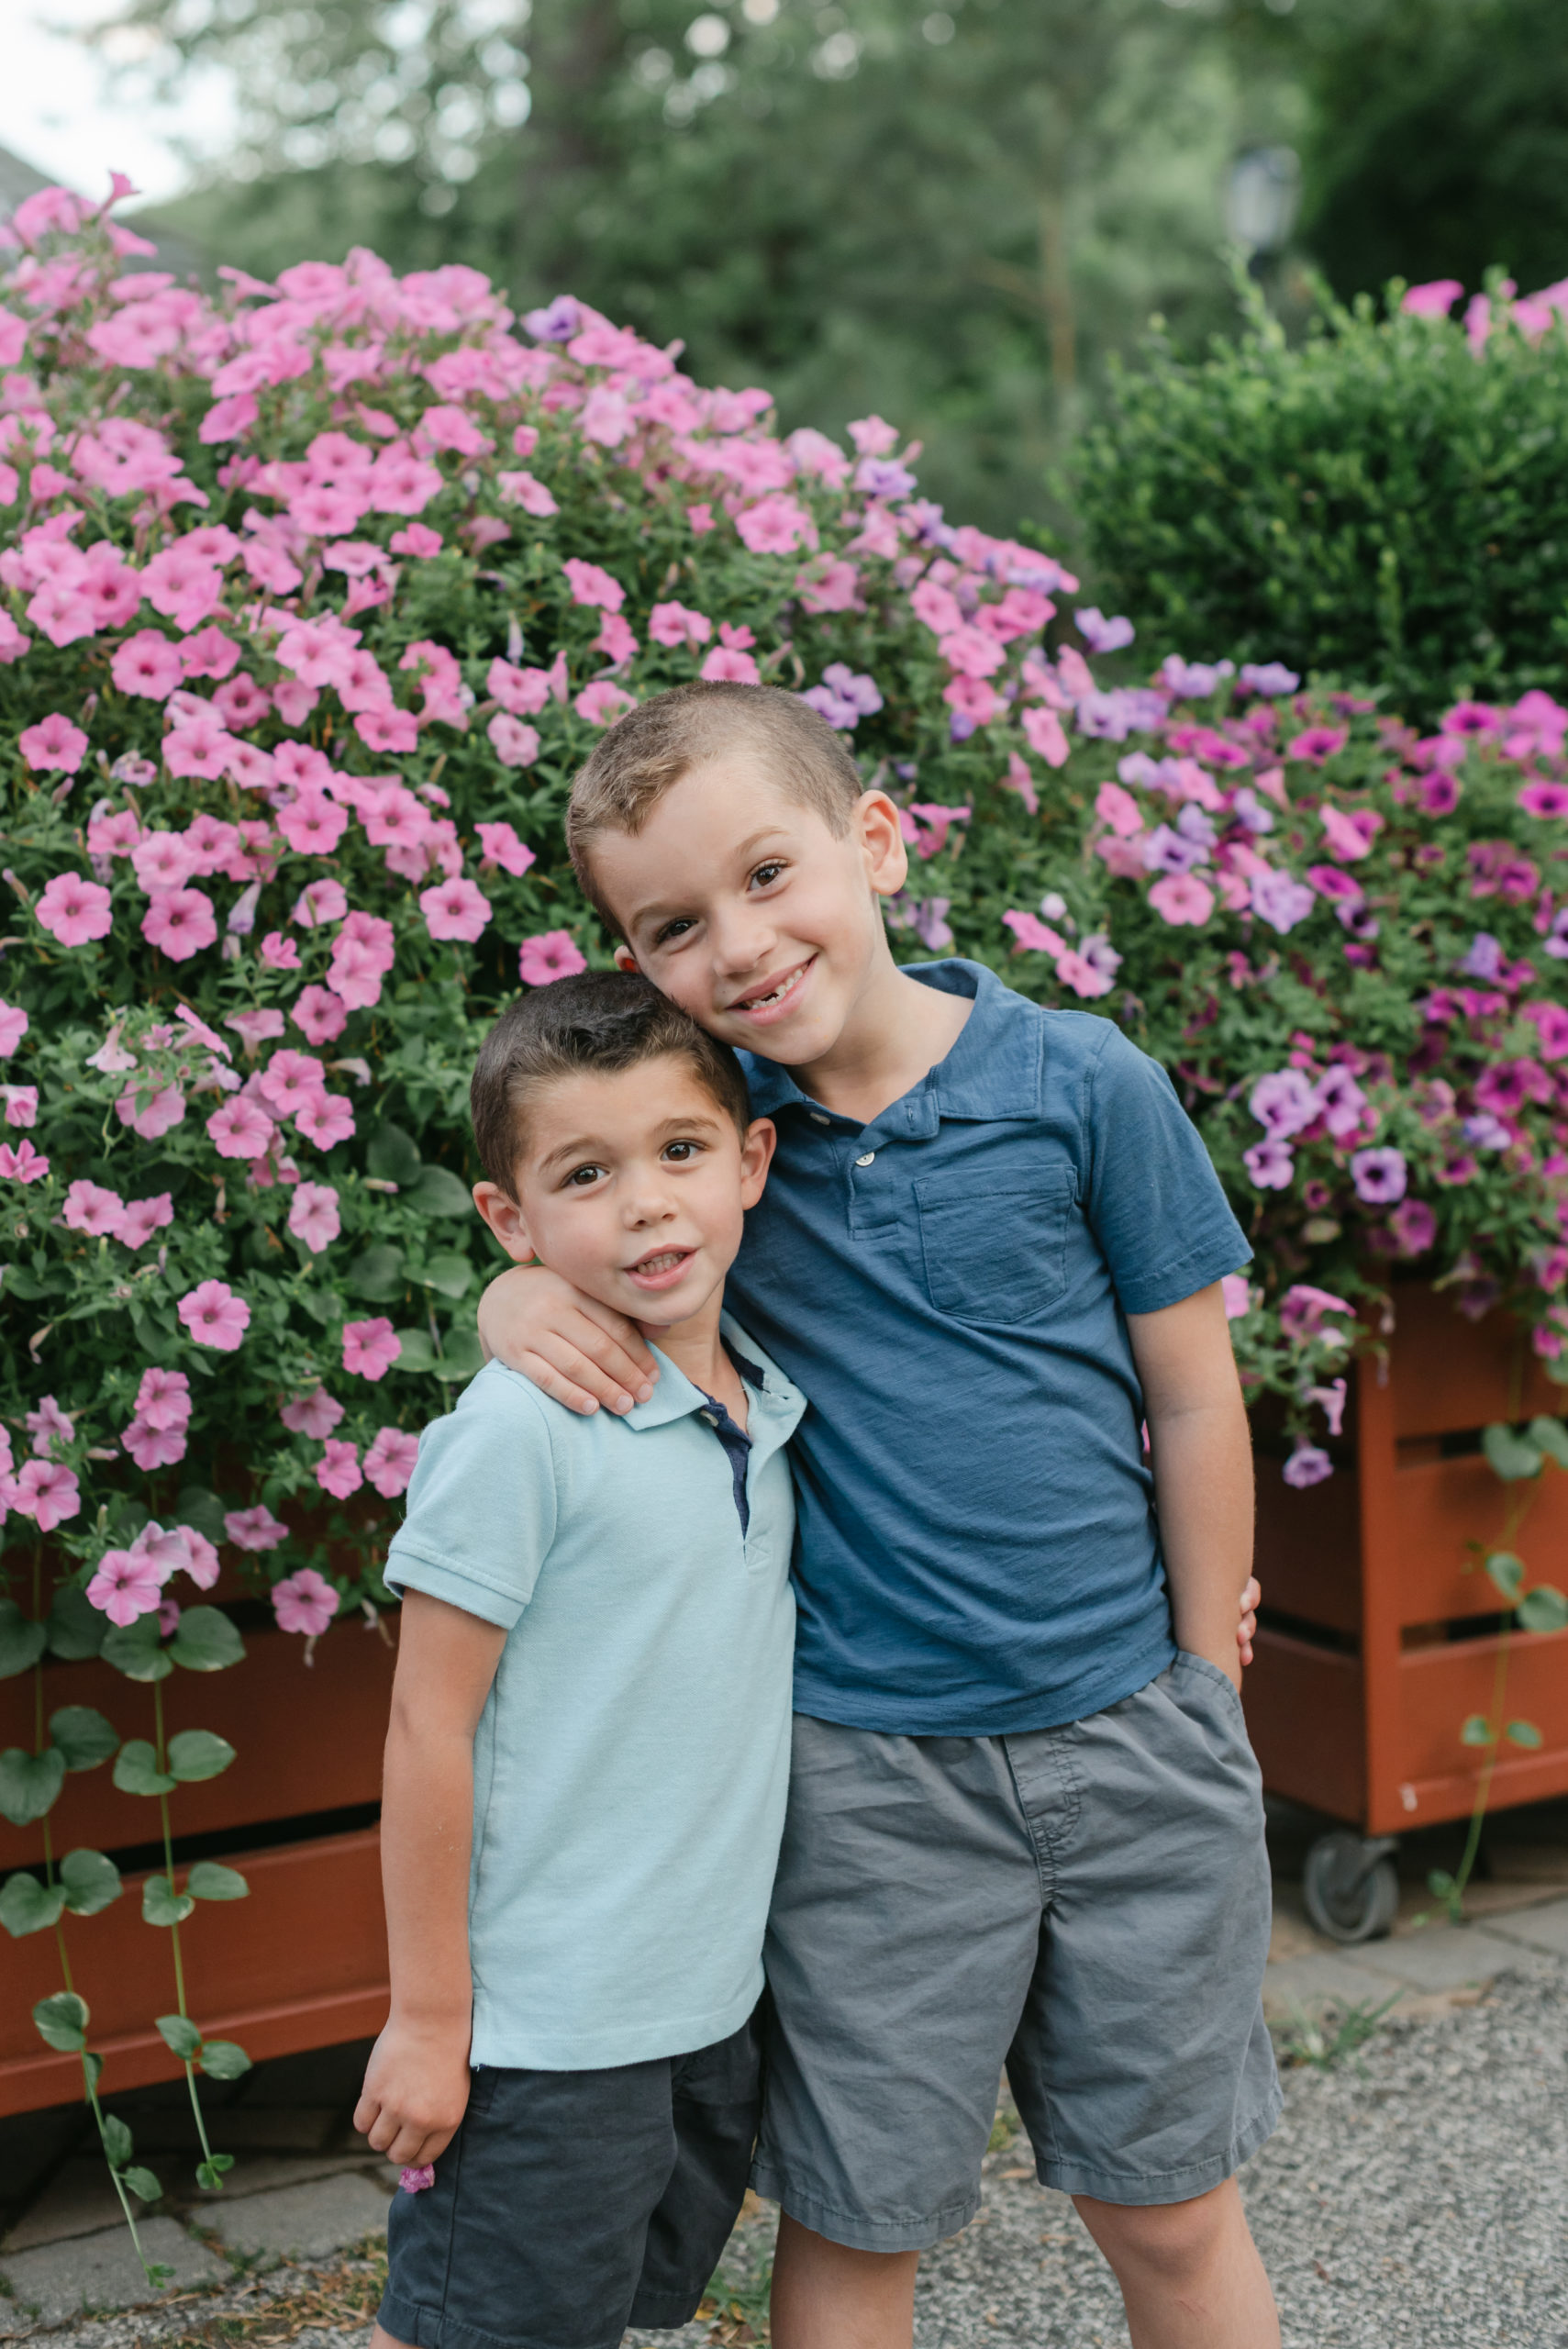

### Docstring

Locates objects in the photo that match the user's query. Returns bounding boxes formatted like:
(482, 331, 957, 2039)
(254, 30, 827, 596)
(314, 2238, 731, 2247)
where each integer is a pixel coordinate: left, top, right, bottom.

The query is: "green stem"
(83, 2062, 161, 2282)
(152, 1682, 217, 2169)
(1450, 1480, 1536, 1920)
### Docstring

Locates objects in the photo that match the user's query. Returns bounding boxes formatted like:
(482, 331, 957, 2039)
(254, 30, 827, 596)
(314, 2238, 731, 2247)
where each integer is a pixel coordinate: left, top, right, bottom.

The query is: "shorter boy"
(354, 969, 804, 2349)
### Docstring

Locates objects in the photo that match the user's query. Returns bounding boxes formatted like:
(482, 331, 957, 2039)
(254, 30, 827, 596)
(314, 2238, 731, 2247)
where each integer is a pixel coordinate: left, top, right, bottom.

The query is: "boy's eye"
(750, 860, 786, 890)
(653, 916, 696, 947)
(662, 1139, 701, 1163)
(563, 1163, 606, 1188)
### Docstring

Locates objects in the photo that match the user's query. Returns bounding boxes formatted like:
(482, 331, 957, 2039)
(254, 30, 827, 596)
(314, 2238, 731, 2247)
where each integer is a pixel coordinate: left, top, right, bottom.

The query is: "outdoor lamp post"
(1225, 145, 1301, 272)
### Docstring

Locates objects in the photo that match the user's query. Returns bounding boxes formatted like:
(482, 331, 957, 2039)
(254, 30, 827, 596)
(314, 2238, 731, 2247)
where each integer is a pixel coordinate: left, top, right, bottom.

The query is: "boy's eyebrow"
(532, 1109, 728, 1174)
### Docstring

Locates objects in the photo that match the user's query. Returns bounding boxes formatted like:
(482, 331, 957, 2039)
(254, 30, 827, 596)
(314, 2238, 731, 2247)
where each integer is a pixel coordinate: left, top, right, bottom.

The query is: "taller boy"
(480, 681, 1282, 2349)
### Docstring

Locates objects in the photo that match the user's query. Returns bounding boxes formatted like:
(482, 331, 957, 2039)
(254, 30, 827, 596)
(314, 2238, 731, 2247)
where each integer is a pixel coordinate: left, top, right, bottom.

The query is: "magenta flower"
(26, 1396, 75, 1458)
(226, 1008, 287, 1052)
(1286, 726, 1349, 765)
(1250, 1068, 1318, 1139)
(272, 1567, 339, 1636)
(1075, 607, 1135, 654)
(316, 1438, 364, 1499)
(1221, 1274, 1254, 1319)
(206, 1097, 276, 1160)
(116, 1079, 186, 1141)
(1249, 869, 1316, 935)
(261, 932, 302, 971)
(0, 1138, 50, 1183)
(37, 873, 113, 947)
(131, 830, 199, 893)
(0, 1000, 28, 1056)
(1402, 279, 1462, 317)
(343, 1317, 402, 1381)
(178, 1279, 251, 1352)
(11, 1459, 81, 1531)
(111, 629, 185, 698)
(1283, 1442, 1333, 1489)
(287, 1181, 341, 1252)
(135, 1367, 193, 1431)
(295, 1093, 356, 1151)
(474, 822, 536, 877)
(87, 1545, 165, 1627)
(1002, 909, 1067, 956)
(277, 794, 350, 856)
(120, 1192, 174, 1249)
(142, 887, 218, 963)
(224, 1503, 288, 1552)
(63, 1179, 128, 1237)
(20, 712, 89, 773)
(328, 937, 389, 1011)
(575, 679, 639, 722)
(562, 557, 625, 612)
(518, 930, 588, 987)
(1319, 805, 1383, 863)
(1242, 1139, 1296, 1190)
(487, 713, 540, 768)
(648, 601, 712, 649)
(1350, 1147, 1407, 1205)
(123, 1416, 189, 1472)
(420, 876, 493, 943)
(399, 2165, 436, 2195)
(1238, 662, 1299, 696)
(281, 1386, 345, 1439)
(292, 985, 350, 1045)
(1518, 781, 1568, 819)
(294, 877, 349, 930)
(1389, 1199, 1438, 1257)
(364, 1426, 420, 1497)
(1148, 874, 1214, 926)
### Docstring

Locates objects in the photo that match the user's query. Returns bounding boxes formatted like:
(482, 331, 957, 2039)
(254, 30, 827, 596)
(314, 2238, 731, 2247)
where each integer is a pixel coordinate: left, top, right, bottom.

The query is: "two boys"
(358, 680, 1281, 2349)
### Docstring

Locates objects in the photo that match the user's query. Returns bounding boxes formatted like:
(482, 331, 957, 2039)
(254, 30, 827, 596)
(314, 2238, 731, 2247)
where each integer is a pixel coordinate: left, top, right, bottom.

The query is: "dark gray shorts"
(379, 2015, 759, 2349)
(752, 1655, 1281, 2250)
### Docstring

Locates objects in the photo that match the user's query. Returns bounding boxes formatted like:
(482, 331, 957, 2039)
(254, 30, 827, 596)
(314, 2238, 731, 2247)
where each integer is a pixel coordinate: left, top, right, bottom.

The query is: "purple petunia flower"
(1076, 607, 1136, 654)
(1283, 1441, 1333, 1488)
(1143, 823, 1207, 875)
(1250, 1068, 1318, 1138)
(1239, 662, 1301, 697)
(1459, 931, 1505, 980)
(1462, 1112, 1512, 1152)
(1232, 786, 1275, 834)
(1250, 869, 1317, 935)
(855, 456, 917, 498)
(523, 295, 580, 341)
(1312, 1065, 1366, 1140)
(1243, 1137, 1296, 1189)
(1159, 656, 1235, 698)
(1350, 1146, 1408, 1204)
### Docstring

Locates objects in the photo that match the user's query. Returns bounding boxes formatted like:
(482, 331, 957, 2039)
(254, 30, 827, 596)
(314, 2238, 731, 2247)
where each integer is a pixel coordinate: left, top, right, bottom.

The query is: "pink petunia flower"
(420, 876, 493, 943)
(342, 1317, 402, 1381)
(1286, 726, 1349, 765)
(11, 1459, 81, 1531)
(130, 830, 199, 893)
(0, 1138, 50, 1183)
(135, 1366, 192, 1431)
(206, 1097, 276, 1160)
(574, 679, 639, 722)
(3, 1085, 38, 1129)
(1389, 1198, 1438, 1257)
(272, 1566, 339, 1635)
(142, 887, 218, 963)
(364, 1425, 420, 1497)
(87, 1545, 166, 1626)
(116, 1079, 186, 1141)
(261, 932, 303, 970)
(292, 985, 350, 1045)
(178, 1279, 251, 1351)
(697, 647, 759, 688)
(399, 2165, 436, 2195)
(112, 630, 185, 698)
(63, 1179, 127, 1237)
(122, 1415, 189, 1472)
(328, 938, 389, 1011)
(20, 712, 88, 773)
(120, 1192, 175, 1248)
(288, 1180, 341, 1252)
(317, 1439, 363, 1499)
(26, 1396, 75, 1458)
(1243, 1139, 1296, 1190)
(37, 873, 113, 947)
(518, 930, 588, 987)
(258, 1048, 328, 1119)
(562, 557, 625, 612)
(225, 1503, 289, 1552)
(293, 877, 349, 930)
(1148, 874, 1215, 926)
(1283, 1442, 1333, 1489)
(648, 601, 713, 649)
(474, 822, 536, 877)
(1518, 781, 1568, 819)
(295, 1093, 356, 1151)
(1350, 1147, 1408, 1206)
(0, 1000, 28, 1056)
(281, 1386, 345, 1439)
(226, 1008, 287, 1052)
(486, 713, 539, 768)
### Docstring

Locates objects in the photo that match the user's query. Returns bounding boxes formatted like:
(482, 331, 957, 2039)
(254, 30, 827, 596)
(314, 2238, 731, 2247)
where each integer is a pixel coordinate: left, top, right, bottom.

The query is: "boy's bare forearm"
(1146, 1392, 1255, 1687)
(381, 1708, 476, 2031)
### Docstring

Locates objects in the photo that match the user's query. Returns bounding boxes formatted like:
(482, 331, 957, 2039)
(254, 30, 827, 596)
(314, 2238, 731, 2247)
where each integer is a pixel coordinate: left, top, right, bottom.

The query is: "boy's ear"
(613, 943, 639, 973)
(472, 1180, 540, 1266)
(740, 1116, 776, 1208)
(855, 789, 909, 898)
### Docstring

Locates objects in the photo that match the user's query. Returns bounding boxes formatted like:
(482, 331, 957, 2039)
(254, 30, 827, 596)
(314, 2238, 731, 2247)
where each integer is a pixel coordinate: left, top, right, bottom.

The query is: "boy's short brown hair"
(566, 680, 865, 939)
(471, 968, 751, 1198)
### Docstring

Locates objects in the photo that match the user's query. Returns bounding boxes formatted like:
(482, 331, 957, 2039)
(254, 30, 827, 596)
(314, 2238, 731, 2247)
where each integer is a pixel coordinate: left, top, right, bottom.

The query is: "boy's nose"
(708, 904, 773, 975)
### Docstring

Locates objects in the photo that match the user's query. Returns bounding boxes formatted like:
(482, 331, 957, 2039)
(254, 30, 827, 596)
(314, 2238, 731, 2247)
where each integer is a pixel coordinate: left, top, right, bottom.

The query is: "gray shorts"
(751, 1653, 1281, 2250)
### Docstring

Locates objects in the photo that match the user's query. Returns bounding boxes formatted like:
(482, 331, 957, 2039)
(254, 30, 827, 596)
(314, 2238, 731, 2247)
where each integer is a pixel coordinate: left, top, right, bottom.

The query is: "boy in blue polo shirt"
(354, 969, 805, 2349)
(479, 681, 1282, 2349)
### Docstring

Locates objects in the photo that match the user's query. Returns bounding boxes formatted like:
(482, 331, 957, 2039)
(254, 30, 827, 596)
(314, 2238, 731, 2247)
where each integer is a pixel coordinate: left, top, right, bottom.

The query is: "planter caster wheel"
(1302, 1832, 1400, 1944)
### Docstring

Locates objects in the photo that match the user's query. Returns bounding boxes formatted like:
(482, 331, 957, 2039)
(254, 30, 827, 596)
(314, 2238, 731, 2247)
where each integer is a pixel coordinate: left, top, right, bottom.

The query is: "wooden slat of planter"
(0, 1620, 395, 1874)
(1390, 1455, 1568, 1630)
(1380, 1624, 1568, 1837)
(1240, 1629, 1364, 1823)
(1251, 1463, 1362, 1636)
(1390, 1284, 1562, 1441)
(0, 1827, 388, 2119)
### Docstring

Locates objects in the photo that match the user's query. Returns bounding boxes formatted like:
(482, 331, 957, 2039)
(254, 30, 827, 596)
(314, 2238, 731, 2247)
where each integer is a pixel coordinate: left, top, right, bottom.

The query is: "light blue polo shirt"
(728, 961, 1250, 1737)
(386, 1316, 804, 2071)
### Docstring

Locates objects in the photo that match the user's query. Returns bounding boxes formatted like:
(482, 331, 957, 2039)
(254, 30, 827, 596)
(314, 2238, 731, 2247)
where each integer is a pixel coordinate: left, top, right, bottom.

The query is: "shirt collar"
(740, 960, 1040, 1130)
(619, 1313, 806, 1440)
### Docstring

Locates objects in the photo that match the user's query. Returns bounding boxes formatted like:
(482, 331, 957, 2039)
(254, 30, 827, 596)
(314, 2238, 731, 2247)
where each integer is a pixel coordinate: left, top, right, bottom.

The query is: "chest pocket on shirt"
(913, 1167, 1076, 1325)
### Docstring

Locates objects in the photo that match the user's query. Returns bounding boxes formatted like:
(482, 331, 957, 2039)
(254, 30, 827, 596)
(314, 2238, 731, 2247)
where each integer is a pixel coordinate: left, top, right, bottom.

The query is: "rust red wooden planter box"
(1243, 1283, 1568, 1868)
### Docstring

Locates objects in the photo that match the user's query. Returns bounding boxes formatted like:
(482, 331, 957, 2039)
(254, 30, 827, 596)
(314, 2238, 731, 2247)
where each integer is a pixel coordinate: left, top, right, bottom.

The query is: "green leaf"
(113, 1740, 176, 1798)
(0, 1872, 67, 1937)
(167, 1730, 236, 1784)
(1528, 1416, 1568, 1470)
(1518, 1584, 1568, 1633)
(404, 1163, 473, 1217)
(368, 1121, 422, 1186)
(101, 1616, 172, 1683)
(417, 1250, 474, 1301)
(155, 2012, 203, 2061)
(1460, 1713, 1494, 1747)
(198, 2040, 252, 2081)
(1541, 1350, 1568, 1387)
(142, 1876, 195, 1928)
(169, 1607, 245, 1673)
(0, 1599, 47, 1680)
(145, 2262, 176, 2288)
(174, 1486, 228, 1545)
(1427, 1868, 1456, 1898)
(431, 1324, 485, 1383)
(123, 2166, 163, 2204)
(33, 1990, 88, 2052)
(60, 1848, 123, 1917)
(1485, 1551, 1526, 1601)
(102, 2114, 134, 2170)
(1482, 1422, 1544, 1482)
(295, 1285, 337, 1330)
(391, 1326, 438, 1372)
(0, 1745, 66, 1826)
(186, 1861, 249, 1902)
(50, 1706, 119, 1772)
(45, 1586, 106, 1662)
(1506, 1718, 1545, 1749)
(347, 1242, 406, 1302)
(83, 2050, 103, 2093)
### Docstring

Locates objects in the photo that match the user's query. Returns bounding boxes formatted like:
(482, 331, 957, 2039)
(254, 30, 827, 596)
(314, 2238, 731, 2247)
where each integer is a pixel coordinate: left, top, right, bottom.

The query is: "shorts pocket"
(914, 1169, 1075, 1324)
(1173, 1651, 1244, 1715)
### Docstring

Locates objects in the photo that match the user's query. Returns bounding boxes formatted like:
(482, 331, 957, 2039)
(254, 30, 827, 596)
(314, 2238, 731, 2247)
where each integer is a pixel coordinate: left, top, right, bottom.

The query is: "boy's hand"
(476, 1264, 658, 1416)
(354, 2019, 473, 2170)
(1238, 1574, 1260, 1668)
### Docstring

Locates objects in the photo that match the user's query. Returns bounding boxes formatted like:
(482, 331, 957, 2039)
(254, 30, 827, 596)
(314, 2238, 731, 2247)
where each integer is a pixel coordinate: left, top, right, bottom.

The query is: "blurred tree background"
(97, 0, 1568, 539)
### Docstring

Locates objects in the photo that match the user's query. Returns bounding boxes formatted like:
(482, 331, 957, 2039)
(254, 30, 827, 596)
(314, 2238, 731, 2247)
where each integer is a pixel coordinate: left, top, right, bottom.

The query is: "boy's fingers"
(568, 1319, 658, 1401)
(538, 1338, 651, 1414)
(351, 2090, 380, 2140)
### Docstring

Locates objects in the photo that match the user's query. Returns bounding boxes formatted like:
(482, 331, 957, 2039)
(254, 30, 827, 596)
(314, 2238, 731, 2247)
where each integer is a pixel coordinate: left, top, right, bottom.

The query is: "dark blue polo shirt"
(726, 960, 1250, 1735)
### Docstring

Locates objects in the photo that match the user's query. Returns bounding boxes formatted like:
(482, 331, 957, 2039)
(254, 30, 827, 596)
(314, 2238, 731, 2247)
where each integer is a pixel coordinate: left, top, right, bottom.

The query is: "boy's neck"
(790, 948, 973, 1128)
(635, 1288, 747, 1425)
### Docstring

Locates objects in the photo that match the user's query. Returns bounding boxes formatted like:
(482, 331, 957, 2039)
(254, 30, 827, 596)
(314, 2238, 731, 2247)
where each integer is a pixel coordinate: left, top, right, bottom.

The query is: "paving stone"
(2, 2160, 176, 2255)
(190, 2154, 399, 2206)
(201, 2172, 391, 2264)
(0, 2216, 227, 2327)
(1262, 1949, 1406, 2016)
(1348, 1920, 1529, 1992)
(1484, 1894, 1568, 1961)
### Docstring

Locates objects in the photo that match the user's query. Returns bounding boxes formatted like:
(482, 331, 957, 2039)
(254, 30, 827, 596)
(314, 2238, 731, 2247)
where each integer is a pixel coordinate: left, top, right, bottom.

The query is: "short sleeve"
(386, 1364, 559, 1629)
(1083, 1025, 1250, 1316)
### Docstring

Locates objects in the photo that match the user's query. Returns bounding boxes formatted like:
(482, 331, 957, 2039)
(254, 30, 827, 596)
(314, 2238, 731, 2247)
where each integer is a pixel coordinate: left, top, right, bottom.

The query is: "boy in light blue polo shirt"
(352, 970, 804, 2349)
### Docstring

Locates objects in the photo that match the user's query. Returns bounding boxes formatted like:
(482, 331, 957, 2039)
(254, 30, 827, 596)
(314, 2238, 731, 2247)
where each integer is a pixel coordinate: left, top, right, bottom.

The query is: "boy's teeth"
(639, 1251, 685, 1273)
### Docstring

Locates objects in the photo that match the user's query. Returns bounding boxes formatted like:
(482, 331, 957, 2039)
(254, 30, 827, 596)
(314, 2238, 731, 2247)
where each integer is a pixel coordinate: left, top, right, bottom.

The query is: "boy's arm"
(476, 1262, 659, 1416)
(1127, 1281, 1256, 1693)
(353, 1589, 507, 2168)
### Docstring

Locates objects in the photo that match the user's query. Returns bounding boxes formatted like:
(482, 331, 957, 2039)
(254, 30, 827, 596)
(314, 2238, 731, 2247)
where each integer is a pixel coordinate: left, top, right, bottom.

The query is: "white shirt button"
(855, 1151, 875, 1166)
(809, 1112, 830, 1125)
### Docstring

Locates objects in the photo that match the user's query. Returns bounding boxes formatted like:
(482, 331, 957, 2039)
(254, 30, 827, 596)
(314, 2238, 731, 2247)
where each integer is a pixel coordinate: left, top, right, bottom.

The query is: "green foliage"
(1274, 1991, 1398, 2071)
(0, 1600, 49, 1678)
(0, 1746, 66, 1827)
(50, 1707, 120, 1771)
(1482, 1422, 1546, 1483)
(1070, 279, 1568, 718)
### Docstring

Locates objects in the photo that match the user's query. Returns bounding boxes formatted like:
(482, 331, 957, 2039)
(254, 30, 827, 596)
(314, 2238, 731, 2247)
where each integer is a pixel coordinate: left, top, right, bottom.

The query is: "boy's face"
(593, 754, 907, 1065)
(472, 1055, 774, 1330)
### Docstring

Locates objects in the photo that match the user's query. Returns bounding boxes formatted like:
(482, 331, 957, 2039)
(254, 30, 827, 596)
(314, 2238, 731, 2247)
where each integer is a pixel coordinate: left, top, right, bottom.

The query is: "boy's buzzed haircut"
(567, 681, 865, 938)
(471, 967, 752, 1196)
